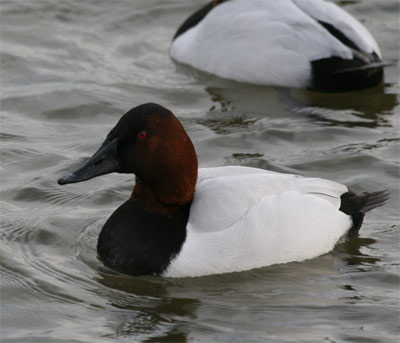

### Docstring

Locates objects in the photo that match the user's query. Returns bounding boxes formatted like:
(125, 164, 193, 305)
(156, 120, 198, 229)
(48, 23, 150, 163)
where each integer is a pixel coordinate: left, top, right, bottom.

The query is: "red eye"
(137, 131, 147, 140)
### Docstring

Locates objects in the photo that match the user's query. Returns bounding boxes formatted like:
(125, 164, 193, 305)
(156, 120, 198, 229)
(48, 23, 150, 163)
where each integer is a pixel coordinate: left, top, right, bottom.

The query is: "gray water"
(1, 1, 399, 342)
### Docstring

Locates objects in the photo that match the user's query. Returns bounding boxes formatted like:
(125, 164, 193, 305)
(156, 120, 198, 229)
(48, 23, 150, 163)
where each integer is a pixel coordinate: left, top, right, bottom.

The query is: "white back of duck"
(166, 166, 352, 277)
(171, 0, 385, 92)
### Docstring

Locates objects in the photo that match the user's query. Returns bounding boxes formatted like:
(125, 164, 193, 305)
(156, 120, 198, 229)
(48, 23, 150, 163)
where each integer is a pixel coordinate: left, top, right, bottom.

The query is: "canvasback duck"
(170, 0, 389, 92)
(58, 103, 389, 277)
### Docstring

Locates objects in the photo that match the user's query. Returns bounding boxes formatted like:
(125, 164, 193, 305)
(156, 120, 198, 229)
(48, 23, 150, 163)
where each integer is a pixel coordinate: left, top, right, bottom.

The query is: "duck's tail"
(311, 53, 395, 92)
(339, 190, 390, 236)
(333, 60, 396, 74)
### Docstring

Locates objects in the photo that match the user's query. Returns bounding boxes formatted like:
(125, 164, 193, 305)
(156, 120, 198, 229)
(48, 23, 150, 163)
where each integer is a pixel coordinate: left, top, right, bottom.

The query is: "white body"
(165, 166, 352, 277)
(170, 0, 381, 88)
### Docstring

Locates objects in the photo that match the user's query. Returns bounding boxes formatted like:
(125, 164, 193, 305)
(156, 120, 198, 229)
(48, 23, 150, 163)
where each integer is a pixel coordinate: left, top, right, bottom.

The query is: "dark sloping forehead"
(108, 103, 173, 139)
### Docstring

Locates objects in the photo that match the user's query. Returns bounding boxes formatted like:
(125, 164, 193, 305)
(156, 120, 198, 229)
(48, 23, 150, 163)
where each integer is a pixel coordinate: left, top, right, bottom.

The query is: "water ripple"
(1, 0, 399, 342)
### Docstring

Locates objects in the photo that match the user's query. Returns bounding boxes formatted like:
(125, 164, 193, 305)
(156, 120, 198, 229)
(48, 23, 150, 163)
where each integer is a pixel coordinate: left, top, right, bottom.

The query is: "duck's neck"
(130, 173, 197, 214)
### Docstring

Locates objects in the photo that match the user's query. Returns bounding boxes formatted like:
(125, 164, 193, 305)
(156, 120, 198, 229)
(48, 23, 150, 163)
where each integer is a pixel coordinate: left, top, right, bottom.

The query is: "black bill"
(58, 137, 120, 185)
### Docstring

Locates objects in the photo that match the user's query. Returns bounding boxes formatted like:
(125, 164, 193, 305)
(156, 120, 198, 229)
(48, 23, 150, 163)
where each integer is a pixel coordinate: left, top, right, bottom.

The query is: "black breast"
(97, 200, 190, 276)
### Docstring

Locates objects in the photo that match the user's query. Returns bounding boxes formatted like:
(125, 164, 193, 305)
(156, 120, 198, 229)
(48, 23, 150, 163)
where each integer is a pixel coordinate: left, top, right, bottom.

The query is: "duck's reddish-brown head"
(58, 103, 198, 212)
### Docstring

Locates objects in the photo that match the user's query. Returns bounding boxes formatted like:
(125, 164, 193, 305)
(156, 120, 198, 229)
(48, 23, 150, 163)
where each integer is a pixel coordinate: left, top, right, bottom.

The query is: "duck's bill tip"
(57, 173, 80, 185)
(57, 137, 121, 186)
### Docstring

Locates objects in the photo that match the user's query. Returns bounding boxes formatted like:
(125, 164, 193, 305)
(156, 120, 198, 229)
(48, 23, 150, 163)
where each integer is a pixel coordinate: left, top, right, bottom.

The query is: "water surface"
(1, 1, 399, 342)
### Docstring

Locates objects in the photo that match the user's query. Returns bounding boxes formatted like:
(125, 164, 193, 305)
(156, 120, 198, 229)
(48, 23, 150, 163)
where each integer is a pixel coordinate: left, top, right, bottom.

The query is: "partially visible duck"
(170, 0, 389, 92)
(58, 103, 389, 277)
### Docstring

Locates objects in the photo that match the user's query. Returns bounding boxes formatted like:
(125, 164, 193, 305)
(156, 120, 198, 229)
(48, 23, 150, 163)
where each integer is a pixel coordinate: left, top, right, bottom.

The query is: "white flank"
(170, 0, 381, 87)
(166, 166, 351, 277)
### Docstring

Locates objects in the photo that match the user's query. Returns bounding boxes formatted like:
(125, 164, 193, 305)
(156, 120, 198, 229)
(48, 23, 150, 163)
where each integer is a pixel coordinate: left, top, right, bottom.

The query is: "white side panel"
(166, 190, 351, 277)
(165, 166, 350, 277)
(171, 0, 357, 88)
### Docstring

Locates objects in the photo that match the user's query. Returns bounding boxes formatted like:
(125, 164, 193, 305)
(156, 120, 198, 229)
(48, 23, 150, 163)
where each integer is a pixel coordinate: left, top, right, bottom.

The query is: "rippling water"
(1, 1, 399, 342)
